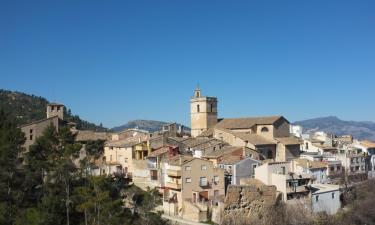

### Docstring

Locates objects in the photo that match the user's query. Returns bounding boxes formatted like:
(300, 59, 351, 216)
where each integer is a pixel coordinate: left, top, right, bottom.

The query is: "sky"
(1, 0, 374, 128)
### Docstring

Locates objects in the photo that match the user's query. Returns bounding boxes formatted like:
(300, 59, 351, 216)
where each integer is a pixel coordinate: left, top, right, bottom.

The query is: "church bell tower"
(190, 87, 218, 137)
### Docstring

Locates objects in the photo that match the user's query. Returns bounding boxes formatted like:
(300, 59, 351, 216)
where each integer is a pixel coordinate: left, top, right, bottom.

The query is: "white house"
(310, 184, 340, 215)
(218, 156, 261, 185)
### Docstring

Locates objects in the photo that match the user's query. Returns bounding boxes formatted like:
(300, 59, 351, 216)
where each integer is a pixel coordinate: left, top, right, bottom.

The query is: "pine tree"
(0, 110, 26, 225)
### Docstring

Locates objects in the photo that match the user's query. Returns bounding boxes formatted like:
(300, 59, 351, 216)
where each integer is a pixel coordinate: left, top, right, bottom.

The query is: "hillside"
(294, 116, 375, 141)
(112, 120, 188, 133)
(0, 89, 107, 131)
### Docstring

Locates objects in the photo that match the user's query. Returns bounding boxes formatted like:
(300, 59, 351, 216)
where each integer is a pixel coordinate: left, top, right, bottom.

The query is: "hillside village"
(19, 88, 375, 224)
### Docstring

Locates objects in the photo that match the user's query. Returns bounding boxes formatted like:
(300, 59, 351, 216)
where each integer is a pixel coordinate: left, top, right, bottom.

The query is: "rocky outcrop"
(223, 179, 281, 218)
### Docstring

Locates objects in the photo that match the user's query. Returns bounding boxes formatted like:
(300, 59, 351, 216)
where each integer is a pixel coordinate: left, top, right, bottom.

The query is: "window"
(30, 129, 33, 134)
(332, 193, 335, 199)
(197, 104, 200, 112)
(315, 195, 319, 202)
(305, 142, 309, 150)
(185, 177, 192, 183)
(51, 106, 55, 110)
(57, 106, 60, 111)
(185, 166, 191, 171)
(214, 176, 219, 183)
(200, 177, 208, 186)
(261, 127, 269, 132)
(201, 165, 207, 170)
(214, 190, 219, 198)
(281, 166, 286, 175)
(252, 164, 257, 175)
(29, 135, 33, 140)
(210, 103, 213, 112)
(330, 167, 334, 172)
(125, 158, 128, 163)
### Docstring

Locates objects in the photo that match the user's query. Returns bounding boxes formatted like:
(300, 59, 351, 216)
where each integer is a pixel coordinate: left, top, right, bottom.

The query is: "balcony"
(167, 169, 181, 177)
(286, 185, 309, 194)
(166, 182, 181, 190)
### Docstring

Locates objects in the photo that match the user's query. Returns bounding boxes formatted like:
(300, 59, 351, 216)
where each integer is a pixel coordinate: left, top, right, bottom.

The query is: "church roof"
(215, 116, 287, 130)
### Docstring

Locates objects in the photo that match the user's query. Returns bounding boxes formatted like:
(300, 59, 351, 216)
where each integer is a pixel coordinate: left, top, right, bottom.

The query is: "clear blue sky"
(1, 0, 374, 128)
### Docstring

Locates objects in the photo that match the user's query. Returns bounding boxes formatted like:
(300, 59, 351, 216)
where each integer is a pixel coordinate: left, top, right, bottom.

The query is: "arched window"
(261, 127, 269, 132)
(197, 104, 200, 112)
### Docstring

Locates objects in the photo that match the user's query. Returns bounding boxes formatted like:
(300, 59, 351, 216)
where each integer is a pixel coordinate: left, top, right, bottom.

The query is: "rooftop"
(217, 129, 275, 145)
(215, 116, 286, 130)
(168, 155, 196, 166)
(105, 138, 146, 148)
(19, 115, 60, 128)
(204, 145, 242, 158)
(219, 155, 244, 165)
(149, 145, 177, 157)
(75, 130, 112, 142)
(310, 184, 340, 194)
(294, 158, 327, 169)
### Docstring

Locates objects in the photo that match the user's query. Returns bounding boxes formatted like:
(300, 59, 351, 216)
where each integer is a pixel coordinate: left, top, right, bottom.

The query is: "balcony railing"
(166, 182, 181, 190)
(167, 169, 181, 177)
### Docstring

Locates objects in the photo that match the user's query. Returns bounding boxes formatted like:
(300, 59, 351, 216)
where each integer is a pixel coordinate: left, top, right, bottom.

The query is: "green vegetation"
(0, 89, 107, 131)
(0, 111, 166, 225)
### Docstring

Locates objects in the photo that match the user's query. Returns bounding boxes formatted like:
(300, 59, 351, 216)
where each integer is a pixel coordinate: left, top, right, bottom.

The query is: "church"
(190, 88, 301, 161)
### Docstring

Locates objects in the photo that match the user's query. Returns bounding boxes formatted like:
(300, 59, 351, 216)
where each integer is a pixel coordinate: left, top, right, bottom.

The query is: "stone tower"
(190, 87, 218, 137)
(46, 103, 64, 120)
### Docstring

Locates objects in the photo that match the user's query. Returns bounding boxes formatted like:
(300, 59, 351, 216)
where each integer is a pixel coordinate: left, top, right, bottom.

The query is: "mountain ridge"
(294, 116, 375, 141)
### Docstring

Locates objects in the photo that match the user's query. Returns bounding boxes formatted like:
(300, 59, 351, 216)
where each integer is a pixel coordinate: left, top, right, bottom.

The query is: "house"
(162, 156, 225, 222)
(218, 155, 261, 190)
(213, 128, 276, 159)
(310, 184, 340, 215)
(147, 145, 179, 189)
(353, 140, 375, 178)
(292, 159, 328, 184)
(337, 146, 367, 175)
(111, 128, 149, 141)
(254, 161, 312, 201)
(103, 139, 150, 187)
(200, 145, 254, 167)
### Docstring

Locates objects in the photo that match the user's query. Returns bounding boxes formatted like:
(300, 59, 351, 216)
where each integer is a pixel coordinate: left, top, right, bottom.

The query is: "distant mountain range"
(111, 120, 188, 133)
(294, 116, 375, 141)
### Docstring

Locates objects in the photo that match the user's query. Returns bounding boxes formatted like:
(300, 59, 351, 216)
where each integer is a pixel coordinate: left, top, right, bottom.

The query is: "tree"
(0, 110, 26, 225)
